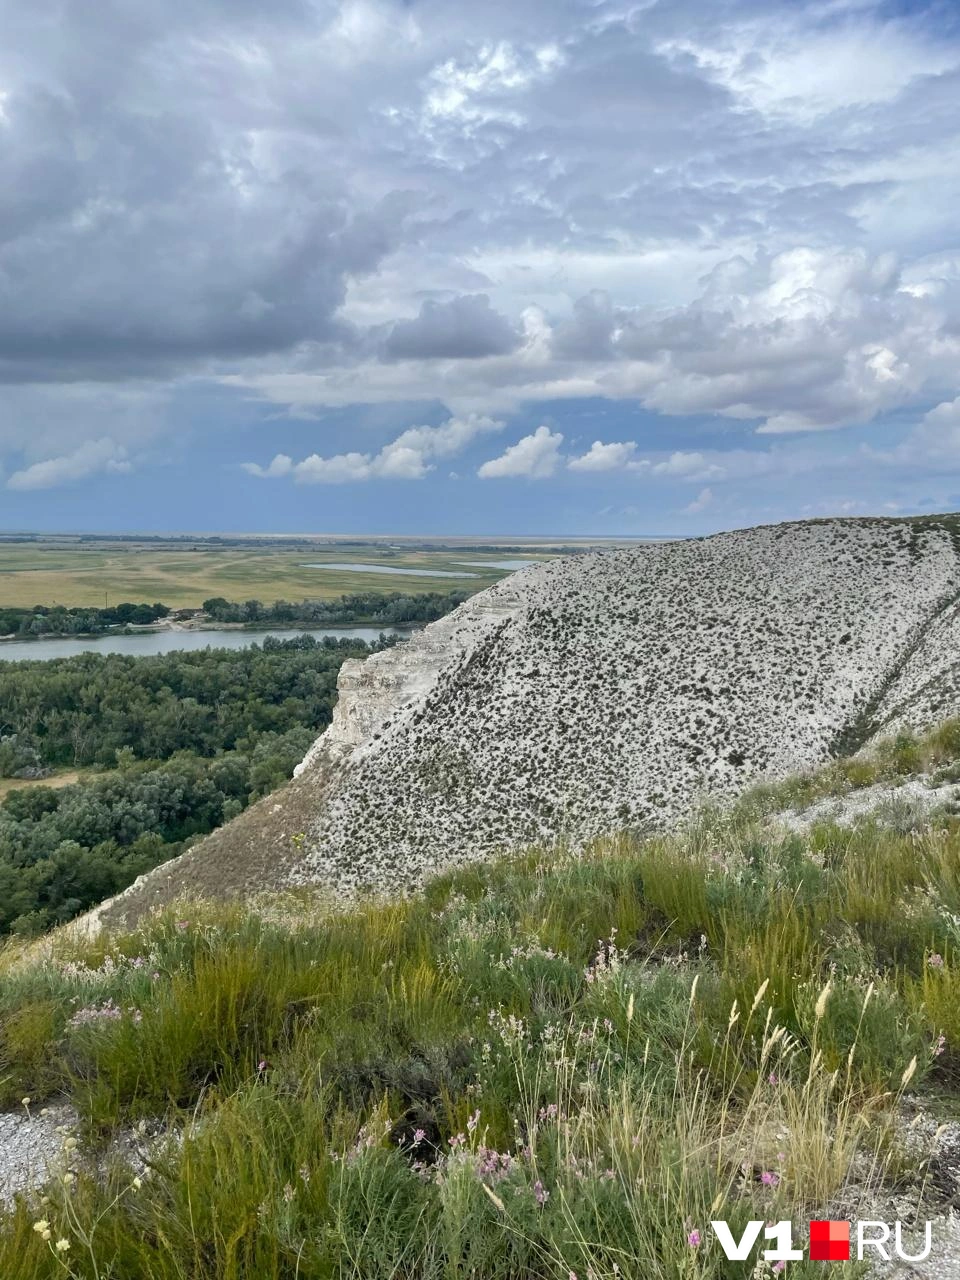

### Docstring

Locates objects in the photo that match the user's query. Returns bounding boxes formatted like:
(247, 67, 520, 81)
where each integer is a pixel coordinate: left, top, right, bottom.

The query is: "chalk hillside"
(92, 514, 960, 930)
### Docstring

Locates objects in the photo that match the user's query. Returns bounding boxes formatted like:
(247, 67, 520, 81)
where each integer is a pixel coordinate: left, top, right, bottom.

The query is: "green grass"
(0, 542, 541, 609)
(732, 719, 960, 820)
(3, 734, 960, 1277)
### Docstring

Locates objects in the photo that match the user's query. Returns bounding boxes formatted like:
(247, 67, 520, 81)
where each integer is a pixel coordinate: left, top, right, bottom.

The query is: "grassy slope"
(0, 546, 516, 610)
(2, 725, 960, 1276)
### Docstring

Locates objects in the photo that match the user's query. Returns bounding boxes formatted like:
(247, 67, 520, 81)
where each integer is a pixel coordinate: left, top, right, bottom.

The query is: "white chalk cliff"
(92, 514, 960, 929)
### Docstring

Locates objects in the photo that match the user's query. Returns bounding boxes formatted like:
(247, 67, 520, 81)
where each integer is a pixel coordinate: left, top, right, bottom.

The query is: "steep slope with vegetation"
(3, 722, 960, 1277)
(93, 515, 960, 929)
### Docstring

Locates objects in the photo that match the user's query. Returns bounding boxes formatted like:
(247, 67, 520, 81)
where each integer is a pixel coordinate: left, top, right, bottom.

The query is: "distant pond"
(301, 562, 481, 578)
(0, 627, 403, 663)
(451, 559, 542, 570)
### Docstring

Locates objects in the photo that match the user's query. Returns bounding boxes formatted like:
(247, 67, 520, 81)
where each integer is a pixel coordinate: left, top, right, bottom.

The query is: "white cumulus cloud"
(478, 425, 564, 478)
(242, 415, 503, 485)
(7, 438, 131, 491)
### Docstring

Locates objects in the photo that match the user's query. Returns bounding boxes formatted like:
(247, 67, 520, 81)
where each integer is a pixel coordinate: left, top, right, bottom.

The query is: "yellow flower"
(32, 1219, 50, 1234)
(132, 1176, 142, 1191)
(42, 1230, 51, 1242)
(55, 1239, 70, 1253)
(21, 1097, 31, 1107)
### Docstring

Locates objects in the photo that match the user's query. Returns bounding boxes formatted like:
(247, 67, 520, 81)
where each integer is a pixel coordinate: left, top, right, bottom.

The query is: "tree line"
(0, 636, 382, 935)
(0, 589, 469, 637)
(199, 589, 470, 627)
(0, 601, 170, 637)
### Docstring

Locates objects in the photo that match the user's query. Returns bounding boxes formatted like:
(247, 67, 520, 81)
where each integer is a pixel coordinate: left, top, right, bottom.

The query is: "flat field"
(0, 540, 553, 608)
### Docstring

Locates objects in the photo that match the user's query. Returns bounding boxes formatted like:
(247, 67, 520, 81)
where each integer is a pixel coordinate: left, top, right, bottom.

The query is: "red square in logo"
(809, 1220, 850, 1261)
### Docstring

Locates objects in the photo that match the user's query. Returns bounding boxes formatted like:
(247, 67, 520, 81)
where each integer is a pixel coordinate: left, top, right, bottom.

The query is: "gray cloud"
(1, 0, 960, 480)
(382, 295, 520, 360)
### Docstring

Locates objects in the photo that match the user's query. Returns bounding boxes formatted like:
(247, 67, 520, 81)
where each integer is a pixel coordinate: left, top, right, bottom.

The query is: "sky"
(1, 0, 960, 536)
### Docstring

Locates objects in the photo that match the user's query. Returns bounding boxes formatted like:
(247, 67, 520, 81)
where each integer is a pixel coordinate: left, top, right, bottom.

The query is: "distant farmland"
(0, 540, 551, 608)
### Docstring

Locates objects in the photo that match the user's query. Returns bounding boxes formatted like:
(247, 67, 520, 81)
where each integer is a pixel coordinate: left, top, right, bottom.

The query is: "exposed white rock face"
(295, 586, 524, 773)
(86, 515, 960, 930)
(279, 517, 960, 895)
(873, 595, 960, 734)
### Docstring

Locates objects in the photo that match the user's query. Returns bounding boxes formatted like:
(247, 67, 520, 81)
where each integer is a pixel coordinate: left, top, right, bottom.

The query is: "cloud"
(683, 486, 714, 514)
(234, 243, 960, 436)
(862, 396, 960, 469)
(568, 440, 639, 472)
(4, 0, 960, 515)
(242, 413, 503, 484)
(478, 425, 564, 478)
(7, 437, 131, 490)
(382, 295, 520, 360)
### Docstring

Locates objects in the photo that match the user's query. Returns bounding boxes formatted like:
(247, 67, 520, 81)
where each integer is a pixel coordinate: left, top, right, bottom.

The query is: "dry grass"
(0, 543, 517, 609)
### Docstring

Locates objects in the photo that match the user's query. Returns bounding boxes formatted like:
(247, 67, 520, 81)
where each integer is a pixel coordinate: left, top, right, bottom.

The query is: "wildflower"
(176, 921, 189, 931)
(467, 1109, 481, 1134)
(412, 1128, 426, 1146)
(533, 1179, 549, 1206)
(283, 1182, 295, 1203)
(41, 1229, 52, 1242)
(32, 1220, 50, 1234)
(55, 1240, 70, 1253)
(132, 1176, 142, 1191)
(928, 953, 945, 969)
(936, 1034, 947, 1056)
(688, 1229, 701, 1247)
(772, 1264, 786, 1274)
(761, 1170, 780, 1187)
(257, 1059, 268, 1073)
(768, 1072, 778, 1086)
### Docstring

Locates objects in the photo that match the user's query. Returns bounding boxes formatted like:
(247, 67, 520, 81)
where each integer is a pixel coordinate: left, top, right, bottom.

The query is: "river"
(0, 626, 404, 663)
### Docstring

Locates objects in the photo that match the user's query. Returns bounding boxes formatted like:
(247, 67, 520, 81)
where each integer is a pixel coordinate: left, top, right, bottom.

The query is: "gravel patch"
(0, 1105, 76, 1208)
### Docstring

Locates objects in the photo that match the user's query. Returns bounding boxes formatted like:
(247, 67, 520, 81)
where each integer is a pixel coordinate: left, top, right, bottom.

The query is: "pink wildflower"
(688, 1230, 701, 1248)
(928, 954, 945, 969)
(533, 1180, 549, 1206)
(761, 1170, 780, 1187)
